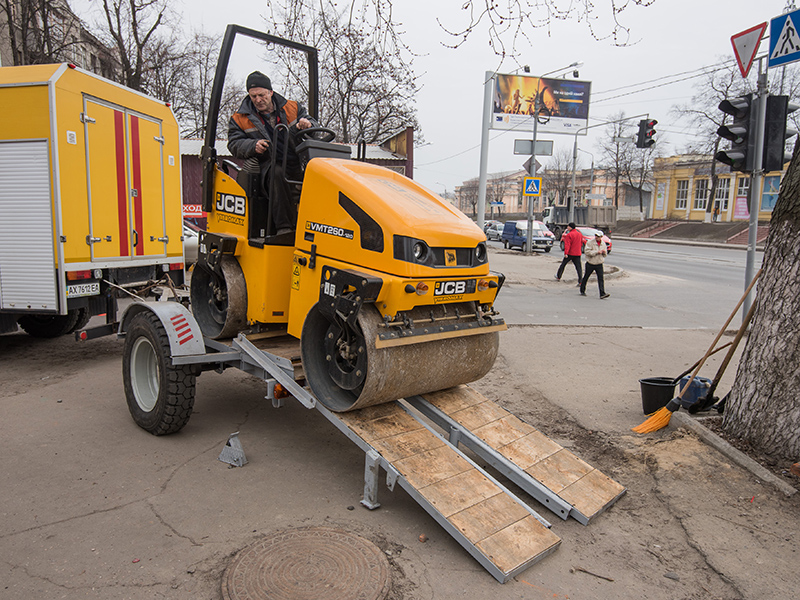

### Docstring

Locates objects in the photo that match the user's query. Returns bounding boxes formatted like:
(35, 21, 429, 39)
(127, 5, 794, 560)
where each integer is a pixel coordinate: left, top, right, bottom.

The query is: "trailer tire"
(123, 311, 196, 435)
(18, 311, 80, 338)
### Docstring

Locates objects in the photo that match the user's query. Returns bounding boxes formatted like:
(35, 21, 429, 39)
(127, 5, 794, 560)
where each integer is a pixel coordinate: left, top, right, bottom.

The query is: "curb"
(613, 235, 765, 251)
(671, 411, 797, 497)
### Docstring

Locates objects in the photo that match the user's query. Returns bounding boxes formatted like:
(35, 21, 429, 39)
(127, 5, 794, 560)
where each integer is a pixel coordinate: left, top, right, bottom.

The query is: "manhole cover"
(222, 526, 391, 600)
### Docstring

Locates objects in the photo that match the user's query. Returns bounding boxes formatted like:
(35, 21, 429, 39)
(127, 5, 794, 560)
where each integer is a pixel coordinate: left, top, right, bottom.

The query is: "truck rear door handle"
(133, 230, 138, 247)
(150, 236, 169, 243)
(86, 236, 101, 245)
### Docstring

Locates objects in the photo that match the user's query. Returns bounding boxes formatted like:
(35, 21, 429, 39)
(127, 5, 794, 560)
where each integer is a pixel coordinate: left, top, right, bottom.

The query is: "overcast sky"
(73, 0, 796, 194)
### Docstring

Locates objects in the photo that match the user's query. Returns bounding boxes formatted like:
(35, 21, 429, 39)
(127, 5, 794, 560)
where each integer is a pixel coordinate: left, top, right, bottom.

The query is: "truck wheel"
(18, 312, 80, 338)
(503, 240, 508, 249)
(123, 311, 196, 435)
(68, 307, 92, 333)
(545, 247, 551, 253)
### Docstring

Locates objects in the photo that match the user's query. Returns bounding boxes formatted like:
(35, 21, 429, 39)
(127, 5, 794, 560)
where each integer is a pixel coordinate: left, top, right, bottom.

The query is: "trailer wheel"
(123, 311, 196, 435)
(18, 311, 80, 338)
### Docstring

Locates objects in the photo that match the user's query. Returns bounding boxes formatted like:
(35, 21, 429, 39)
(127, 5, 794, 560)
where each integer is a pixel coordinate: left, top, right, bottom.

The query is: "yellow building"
(651, 154, 783, 223)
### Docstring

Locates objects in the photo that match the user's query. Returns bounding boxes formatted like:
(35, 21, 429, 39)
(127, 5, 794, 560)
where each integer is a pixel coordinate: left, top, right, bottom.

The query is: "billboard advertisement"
(492, 73, 591, 135)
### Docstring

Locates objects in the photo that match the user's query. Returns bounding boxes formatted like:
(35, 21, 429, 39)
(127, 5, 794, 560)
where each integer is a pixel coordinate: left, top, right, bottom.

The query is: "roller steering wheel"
(296, 126, 337, 143)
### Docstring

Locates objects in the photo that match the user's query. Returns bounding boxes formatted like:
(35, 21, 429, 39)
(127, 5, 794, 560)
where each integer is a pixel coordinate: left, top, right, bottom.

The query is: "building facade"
(650, 155, 782, 223)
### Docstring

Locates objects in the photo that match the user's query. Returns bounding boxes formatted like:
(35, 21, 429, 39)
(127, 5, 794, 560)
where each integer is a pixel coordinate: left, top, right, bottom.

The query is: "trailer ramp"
(410, 385, 626, 524)
(218, 334, 623, 582)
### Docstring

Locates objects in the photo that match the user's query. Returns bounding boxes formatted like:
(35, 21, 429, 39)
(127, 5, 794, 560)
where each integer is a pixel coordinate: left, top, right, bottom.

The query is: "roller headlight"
(413, 241, 428, 261)
(475, 243, 487, 263)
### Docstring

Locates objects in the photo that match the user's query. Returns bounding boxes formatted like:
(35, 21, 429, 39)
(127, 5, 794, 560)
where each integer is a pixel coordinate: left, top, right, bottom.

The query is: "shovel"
(688, 297, 758, 414)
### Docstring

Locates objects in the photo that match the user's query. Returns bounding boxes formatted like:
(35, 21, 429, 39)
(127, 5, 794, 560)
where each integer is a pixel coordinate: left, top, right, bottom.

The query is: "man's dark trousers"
(557, 255, 582, 280)
(580, 263, 605, 296)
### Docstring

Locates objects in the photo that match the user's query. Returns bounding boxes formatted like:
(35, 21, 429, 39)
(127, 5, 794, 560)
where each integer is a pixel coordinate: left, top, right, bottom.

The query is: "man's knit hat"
(246, 71, 272, 91)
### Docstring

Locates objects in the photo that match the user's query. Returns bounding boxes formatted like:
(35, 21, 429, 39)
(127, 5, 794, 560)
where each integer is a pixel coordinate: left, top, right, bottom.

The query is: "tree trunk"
(723, 141, 800, 461)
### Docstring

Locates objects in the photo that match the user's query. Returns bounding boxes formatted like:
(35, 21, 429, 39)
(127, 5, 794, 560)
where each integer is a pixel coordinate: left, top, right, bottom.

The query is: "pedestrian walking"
(555, 222, 583, 283)
(580, 231, 610, 299)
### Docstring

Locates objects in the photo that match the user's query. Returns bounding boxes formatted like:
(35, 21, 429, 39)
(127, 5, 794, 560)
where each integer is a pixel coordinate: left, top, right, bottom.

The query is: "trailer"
(0, 63, 185, 339)
(118, 300, 626, 583)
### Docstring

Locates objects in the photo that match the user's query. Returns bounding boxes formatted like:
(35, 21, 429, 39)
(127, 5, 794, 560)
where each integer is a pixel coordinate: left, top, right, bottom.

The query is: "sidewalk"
(0, 251, 798, 599)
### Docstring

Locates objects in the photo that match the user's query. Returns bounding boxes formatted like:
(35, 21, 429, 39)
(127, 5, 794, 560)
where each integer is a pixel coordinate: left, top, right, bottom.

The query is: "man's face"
(248, 87, 273, 112)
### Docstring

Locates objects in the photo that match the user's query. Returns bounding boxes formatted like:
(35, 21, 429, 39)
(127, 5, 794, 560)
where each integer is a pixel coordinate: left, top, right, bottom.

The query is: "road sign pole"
(527, 102, 540, 255)
(744, 59, 768, 324)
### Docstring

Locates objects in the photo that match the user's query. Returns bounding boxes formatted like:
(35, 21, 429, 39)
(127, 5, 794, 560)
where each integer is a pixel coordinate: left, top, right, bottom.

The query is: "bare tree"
(96, 0, 170, 91)
(597, 111, 632, 208)
(266, 1, 421, 144)
(542, 147, 577, 208)
(458, 178, 480, 217)
(486, 172, 511, 218)
(671, 63, 750, 220)
(1, 0, 81, 65)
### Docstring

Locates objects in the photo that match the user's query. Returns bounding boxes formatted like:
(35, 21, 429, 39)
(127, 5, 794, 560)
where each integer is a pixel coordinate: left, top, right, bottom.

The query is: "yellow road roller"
(119, 25, 505, 433)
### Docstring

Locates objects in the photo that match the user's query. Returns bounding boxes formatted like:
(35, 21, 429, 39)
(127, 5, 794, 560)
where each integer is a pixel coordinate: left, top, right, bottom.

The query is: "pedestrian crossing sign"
(523, 177, 542, 197)
(769, 9, 800, 68)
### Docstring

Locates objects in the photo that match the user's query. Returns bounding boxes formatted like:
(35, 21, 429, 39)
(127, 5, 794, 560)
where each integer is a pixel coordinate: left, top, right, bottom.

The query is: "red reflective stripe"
(130, 116, 144, 256)
(114, 111, 129, 256)
(178, 334, 194, 345)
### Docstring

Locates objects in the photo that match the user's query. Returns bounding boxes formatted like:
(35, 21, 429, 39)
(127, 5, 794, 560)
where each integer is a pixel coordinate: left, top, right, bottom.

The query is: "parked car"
(486, 222, 504, 241)
(483, 219, 502, 233)
(559, 227, 612, 254)
(501, 220, 554, 252)
(183, 221, 200, 266)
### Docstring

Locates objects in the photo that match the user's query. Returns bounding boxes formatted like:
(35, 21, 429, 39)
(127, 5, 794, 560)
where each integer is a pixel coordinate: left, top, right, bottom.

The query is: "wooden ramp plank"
(421, 385, 626, 523)
(337, 402, 560, 581)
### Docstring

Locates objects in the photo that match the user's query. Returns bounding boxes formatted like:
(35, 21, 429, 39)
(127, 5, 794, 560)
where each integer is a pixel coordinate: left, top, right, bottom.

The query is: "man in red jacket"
(555, 222, 583, 283)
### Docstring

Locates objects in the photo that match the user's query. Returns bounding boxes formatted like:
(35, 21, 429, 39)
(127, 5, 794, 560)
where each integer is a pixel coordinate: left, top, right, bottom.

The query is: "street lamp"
(570, 148, 595, 210)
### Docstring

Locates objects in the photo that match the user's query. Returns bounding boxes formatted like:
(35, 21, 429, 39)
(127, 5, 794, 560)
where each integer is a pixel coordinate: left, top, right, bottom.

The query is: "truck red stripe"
(130, 116, 144, 256)
(114, 111, 129, 256)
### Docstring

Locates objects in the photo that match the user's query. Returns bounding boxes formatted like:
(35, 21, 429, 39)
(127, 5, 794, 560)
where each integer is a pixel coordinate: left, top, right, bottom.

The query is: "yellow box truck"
(0, 63, 185, 338)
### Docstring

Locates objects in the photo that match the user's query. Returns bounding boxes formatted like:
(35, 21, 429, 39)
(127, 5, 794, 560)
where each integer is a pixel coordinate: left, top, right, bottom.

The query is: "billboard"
(492, 73, 591, 135)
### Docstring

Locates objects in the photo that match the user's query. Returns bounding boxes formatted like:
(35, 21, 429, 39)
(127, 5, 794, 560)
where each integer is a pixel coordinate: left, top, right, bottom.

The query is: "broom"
(632, 269, 762, 434)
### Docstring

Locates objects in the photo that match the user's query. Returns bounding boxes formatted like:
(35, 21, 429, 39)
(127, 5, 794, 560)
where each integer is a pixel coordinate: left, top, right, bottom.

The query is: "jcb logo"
(216, 193, 246, 216)
(434, 280, 466, 296)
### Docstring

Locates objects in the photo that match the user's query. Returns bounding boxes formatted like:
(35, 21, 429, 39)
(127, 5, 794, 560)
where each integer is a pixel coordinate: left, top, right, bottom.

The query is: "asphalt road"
(488, 239, 764, 329)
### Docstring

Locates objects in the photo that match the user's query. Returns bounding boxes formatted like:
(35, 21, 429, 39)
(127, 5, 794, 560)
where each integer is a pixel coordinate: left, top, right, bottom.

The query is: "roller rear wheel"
(190, 256, 247, 339)
(122, 311, 197, 435)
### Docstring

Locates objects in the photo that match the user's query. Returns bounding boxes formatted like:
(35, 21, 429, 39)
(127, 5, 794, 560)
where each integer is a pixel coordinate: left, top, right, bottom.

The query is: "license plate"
(66, 282, 100, 298)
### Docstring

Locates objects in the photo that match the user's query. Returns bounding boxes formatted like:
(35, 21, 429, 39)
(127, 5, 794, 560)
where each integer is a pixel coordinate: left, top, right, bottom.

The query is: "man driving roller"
(227, 71, 316, 236)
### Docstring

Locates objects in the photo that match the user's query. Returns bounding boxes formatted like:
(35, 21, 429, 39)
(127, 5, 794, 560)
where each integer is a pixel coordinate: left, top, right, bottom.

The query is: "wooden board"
(422, 385, 626, 522)
(337, 402, 560, 579)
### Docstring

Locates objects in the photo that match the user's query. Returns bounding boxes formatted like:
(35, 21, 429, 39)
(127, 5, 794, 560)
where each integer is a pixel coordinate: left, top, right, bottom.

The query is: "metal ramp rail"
(181, 333, 622, 583)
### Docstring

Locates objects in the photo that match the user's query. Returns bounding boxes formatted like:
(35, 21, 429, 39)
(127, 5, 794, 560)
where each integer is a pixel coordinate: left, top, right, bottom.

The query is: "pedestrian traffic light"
(715, 94, 757, 172)
(762, 94, 799, 172)
(635, 119, 657, 148)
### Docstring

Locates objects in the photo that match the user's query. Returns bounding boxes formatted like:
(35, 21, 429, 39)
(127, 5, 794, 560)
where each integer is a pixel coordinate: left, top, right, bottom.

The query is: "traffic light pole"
(743, 60, 768, 323)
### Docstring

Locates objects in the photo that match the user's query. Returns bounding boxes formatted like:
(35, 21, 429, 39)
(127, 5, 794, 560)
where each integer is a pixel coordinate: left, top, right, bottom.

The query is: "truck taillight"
(168, 262, 184, 271)
(67, 270, 92, 281)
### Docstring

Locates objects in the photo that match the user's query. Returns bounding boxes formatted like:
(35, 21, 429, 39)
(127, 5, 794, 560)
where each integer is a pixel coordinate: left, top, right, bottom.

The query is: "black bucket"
(639, 377, 676, 415)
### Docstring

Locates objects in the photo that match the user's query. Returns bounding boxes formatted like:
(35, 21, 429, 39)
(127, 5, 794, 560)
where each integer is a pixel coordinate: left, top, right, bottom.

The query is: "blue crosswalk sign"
(769, 10, 800, 68)
(523, 177, 542, 196)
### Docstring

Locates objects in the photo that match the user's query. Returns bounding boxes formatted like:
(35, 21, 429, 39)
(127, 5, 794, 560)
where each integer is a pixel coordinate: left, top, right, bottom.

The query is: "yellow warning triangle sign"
(731, 22, 766, 78)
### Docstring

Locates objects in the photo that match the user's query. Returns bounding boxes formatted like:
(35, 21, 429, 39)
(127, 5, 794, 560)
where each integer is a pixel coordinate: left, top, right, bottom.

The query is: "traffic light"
(715, 94, 757, 172)
(635, 119, 657, 148)
(762, 95, 799, 172)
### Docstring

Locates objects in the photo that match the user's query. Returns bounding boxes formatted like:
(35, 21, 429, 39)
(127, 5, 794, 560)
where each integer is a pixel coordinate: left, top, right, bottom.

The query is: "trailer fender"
(119, 302, 206, 357)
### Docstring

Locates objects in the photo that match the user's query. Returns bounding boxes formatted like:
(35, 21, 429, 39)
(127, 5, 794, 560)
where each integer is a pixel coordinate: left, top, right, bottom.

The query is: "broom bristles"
(632, 406, 674, 434)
